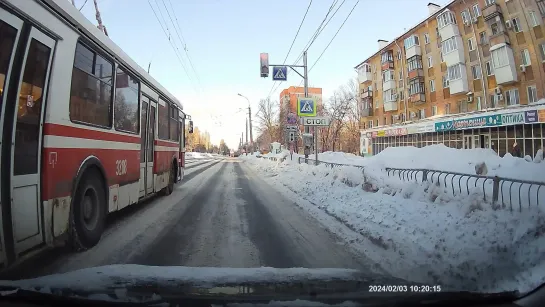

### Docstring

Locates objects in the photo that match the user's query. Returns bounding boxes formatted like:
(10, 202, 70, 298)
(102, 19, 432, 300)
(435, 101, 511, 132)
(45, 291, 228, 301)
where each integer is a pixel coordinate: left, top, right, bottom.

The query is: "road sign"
(302, 116, 331, 126)
(297, 98, 316, 117)
(286, 125, 298, 131)
(287, 112, 297, 125)
(260, 53, 269, 77)
(272, 66, 287, 81)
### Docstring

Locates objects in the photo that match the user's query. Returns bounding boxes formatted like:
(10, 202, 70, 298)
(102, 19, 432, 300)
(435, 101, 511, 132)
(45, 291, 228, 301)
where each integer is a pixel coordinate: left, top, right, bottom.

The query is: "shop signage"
(501, 112, 525, 125)
(524, 110, 537, 123)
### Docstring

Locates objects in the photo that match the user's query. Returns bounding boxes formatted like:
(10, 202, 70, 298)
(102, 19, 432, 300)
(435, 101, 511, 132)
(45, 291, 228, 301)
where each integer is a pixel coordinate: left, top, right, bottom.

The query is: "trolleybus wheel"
(69, 169, 107, 251)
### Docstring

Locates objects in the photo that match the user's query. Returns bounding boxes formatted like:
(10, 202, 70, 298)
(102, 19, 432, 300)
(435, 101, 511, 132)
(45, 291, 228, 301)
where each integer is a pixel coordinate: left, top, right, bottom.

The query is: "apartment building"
(356, 0, 545, 158)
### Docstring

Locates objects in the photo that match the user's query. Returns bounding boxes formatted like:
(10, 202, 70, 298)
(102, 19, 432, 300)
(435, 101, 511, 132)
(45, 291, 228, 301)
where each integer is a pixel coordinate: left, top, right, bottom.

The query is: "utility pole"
(248, 104, 253, 153)
(93, 0, 108, 36)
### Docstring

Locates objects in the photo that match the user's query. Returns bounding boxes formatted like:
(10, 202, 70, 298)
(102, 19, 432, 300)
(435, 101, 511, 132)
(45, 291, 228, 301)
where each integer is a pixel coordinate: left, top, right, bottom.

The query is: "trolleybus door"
(146, 101, 156, 195)
(0, 6, 24, 266)
(8, 25, 54, 255)
(139, 97, 149, 197)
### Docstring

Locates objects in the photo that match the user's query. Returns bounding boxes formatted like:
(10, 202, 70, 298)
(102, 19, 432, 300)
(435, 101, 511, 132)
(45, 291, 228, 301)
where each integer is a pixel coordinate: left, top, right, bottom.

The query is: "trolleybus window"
(158, 97, 169, 140)
(114, 65, 140, 133)
(0, 21, 17, 106)
(14, 39, 51, 175)
(140, 96, 149, 161)
(69, 42, 113, 128)
(169, 105, 178, 141)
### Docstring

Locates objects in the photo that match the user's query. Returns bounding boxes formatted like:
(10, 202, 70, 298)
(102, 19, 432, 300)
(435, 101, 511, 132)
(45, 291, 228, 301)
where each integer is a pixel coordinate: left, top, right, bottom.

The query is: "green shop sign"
(434, 111, 527, 132)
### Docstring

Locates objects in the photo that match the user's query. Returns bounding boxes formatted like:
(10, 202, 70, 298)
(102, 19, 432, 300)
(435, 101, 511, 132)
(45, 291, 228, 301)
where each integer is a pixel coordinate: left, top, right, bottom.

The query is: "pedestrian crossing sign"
(272, 66, 287, 81)
(297, 98, 316, 117)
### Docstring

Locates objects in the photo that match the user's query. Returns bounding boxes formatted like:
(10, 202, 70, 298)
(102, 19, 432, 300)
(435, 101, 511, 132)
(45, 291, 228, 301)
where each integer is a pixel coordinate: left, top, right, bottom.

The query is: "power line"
(309, 0, 359, 72)
(266, 0, 313, 99)
(267, 0, 341, 99)
(160, 0, 203, 89)
(146, 0, 199, 93)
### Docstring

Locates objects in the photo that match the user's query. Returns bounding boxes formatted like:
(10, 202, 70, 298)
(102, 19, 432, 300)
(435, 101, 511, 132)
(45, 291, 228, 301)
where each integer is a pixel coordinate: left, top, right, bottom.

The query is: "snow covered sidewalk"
(242, 146, 545, 294)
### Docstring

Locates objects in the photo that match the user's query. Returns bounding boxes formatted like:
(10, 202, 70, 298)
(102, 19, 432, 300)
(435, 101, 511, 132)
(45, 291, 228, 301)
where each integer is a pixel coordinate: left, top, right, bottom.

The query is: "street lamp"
(237, 93, 254, 154)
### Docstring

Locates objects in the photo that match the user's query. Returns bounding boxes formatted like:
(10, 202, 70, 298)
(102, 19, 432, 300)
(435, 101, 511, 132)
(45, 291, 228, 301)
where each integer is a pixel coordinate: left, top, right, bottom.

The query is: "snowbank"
(243, 146, 545, 294)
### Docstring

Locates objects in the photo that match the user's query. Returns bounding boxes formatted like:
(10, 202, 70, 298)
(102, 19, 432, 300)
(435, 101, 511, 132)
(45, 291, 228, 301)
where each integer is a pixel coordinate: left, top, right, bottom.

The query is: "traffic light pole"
(268, 51, 311, 157)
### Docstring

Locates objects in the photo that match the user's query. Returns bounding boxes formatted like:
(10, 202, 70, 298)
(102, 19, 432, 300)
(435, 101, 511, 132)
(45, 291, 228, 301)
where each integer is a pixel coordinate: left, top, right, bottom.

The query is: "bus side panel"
(41, 125, 141, 238)
(153, 140, 178, 191)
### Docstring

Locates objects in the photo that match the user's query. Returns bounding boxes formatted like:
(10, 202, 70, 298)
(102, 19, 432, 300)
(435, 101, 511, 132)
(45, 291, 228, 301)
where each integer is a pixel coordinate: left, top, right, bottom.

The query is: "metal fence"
(290, 157, 545, 212)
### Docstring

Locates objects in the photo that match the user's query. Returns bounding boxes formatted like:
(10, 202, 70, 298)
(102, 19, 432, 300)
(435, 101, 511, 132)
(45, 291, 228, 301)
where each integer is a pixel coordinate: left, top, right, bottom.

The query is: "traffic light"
(188, 120, 194, 133)
(260, 53, 269, 78)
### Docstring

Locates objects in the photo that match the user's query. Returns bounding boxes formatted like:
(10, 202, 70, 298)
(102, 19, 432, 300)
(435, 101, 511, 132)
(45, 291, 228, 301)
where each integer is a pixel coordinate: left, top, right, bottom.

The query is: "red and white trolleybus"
(0, 0, 190, 269)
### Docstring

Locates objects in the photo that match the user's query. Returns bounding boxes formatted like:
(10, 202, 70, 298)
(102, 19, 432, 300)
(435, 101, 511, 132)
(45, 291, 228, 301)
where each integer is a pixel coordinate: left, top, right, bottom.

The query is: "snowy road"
(7, 157, 371, 279)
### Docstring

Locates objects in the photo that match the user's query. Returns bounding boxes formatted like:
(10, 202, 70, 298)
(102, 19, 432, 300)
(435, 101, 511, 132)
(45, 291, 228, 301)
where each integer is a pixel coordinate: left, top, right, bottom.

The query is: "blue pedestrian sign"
(297, 98, 316, 117)
(272, 66, 287, 81)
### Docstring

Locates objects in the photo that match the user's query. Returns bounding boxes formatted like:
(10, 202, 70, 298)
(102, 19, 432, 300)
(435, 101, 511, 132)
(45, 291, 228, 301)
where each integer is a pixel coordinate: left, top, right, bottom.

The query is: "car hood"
(0, 265, 413, 298)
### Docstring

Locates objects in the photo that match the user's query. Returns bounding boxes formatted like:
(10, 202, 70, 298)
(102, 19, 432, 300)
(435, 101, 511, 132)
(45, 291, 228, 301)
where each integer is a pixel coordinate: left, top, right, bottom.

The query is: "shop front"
(360, 104, 545, 158)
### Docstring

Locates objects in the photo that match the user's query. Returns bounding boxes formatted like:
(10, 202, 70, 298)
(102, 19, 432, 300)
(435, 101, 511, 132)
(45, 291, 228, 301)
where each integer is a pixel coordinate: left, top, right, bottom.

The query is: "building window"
(468, 37, 476, 51)
(432, 105, 438, 116)
(437, 11, 456, 28)
(408, 79, 425, 95)
(429, 79, 436, 92)
(114, 66, 140, 133)
(383, 69, 395, 81)
(376, 119, 379, 127)
(442, 75, 450, 88)
(381, 51, 393, 63)
(399, 71, 403, 80)
(397, 51, 402, 60)
(419, 109, 426, 119)
(447, 64, 463, 80)
(539, 44, 545, 62)
(505, 88, 520, 105)
(512, 18, 522, 32)
(368, 120, 373, 128)
(69, 42, 113, 128)
(529, 11, 540, 27)
(404, 35, 420, 49)
(479, 31, 488, 44)
(445, 103, 451, 114)
(538, 0, 545, 17)
(491, 22, 499, 35)
(472, 4, 481, 17)
(441, 36, 458, 55)
(491, 46, 510, 68)
(424, 33, 430, 44)
(528, 85, 538, 103)
(485, 61, 494, 75)
(485, 0, 495, 5)
(407, 56, 423, 71)
(461, 9, 471, 25)
(427, 55, 433, 67)
(471, 64, 482, 79)
(399, 90, 404, 100)
(476, 96, 482, 110)
(384, 89, 397, 102)
(521, 49, 531, 66)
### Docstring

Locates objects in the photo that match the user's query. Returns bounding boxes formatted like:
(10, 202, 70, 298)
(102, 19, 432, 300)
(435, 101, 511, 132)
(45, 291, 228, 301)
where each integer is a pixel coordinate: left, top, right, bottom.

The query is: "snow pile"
(244, 146, 545, 294)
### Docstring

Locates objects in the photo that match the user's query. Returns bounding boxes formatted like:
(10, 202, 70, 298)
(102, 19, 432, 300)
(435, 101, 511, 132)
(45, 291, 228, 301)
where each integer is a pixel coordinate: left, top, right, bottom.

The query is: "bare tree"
(255, 98, 279, 145)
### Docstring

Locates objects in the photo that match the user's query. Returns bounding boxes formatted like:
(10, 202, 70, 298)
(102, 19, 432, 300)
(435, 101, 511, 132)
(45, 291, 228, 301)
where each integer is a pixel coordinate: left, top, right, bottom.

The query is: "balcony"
(410, 93, 426, 105)
(408, 68, 424, 79)
(383, 79, 396, 91)
(489, 31, 510, 47)
(483, 3, 502, 21)
(381, 61, 394, 71)
(361, 90, 372, 98)
(443, 37, 465, 65)
(490, 44, 518, 85)
(361, 107, 373, 117)
(449, 73, 469, 95)
(383, 101, 398, 112)
(358, 64, 372, 83)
